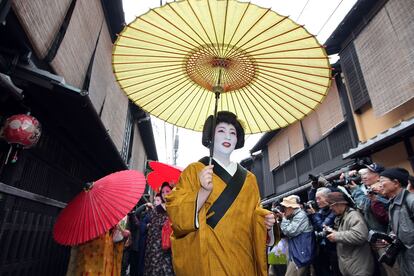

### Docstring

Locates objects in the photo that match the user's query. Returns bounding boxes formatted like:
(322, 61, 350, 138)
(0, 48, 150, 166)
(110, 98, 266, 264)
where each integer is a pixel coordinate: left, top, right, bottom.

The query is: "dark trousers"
(129, 250, 140, 276)
(269, 264, 287, 276)
(313, 246, 341, 276)
(121, 248, 130, 276)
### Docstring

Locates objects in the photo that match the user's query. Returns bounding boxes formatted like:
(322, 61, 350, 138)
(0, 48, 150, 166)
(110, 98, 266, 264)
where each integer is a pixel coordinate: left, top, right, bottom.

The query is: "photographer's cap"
(327, 192, 349, 206)
(380, 167, 409, 186)
(280, 195, 300, 209)
(365, 163, 384, 174)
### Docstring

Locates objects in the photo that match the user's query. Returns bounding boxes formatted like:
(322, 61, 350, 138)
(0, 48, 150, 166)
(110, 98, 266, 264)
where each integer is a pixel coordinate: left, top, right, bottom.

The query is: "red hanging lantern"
(1, 114, 42, 148)
(1, 114, 42, 164)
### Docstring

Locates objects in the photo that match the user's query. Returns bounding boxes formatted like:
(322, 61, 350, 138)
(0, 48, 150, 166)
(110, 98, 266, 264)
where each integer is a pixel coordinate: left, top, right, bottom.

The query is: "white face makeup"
(213, 122, 237, 157)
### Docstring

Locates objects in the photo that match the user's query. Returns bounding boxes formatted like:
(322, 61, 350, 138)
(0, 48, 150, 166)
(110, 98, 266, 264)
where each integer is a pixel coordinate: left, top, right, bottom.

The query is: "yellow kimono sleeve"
(166, 163, 200, 238)
(253, 204, 272, 276)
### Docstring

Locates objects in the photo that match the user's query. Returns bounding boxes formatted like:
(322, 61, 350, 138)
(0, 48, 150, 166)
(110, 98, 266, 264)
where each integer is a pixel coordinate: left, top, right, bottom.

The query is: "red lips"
(222, 142, 231, 148)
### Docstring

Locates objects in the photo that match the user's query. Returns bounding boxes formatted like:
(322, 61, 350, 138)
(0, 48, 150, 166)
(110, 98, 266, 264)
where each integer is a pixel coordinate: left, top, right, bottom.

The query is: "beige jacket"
(334, 207, 374, 276)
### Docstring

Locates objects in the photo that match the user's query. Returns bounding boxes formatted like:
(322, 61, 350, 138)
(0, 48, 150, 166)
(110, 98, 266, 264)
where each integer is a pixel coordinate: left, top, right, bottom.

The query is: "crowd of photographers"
(270, 162, 414, 276)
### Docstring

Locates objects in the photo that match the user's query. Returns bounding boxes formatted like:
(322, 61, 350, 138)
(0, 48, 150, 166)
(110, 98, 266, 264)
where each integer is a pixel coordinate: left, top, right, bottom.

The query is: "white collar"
(213, 158, 237, 176)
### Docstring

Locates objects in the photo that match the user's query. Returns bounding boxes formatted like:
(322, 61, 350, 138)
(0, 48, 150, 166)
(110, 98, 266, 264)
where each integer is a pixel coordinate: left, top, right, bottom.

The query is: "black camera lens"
(315, 231, 327, 238)
(272, 205, 285, 213)
(332, 179, 346, 186)
(348, 175, 362, 185)
(304, 200, 317, 210)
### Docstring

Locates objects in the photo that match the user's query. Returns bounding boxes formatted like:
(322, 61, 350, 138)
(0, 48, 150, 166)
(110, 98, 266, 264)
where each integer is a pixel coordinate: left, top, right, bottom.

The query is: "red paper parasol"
(147, 161, 182, 191)
(53, 170, 146, 246)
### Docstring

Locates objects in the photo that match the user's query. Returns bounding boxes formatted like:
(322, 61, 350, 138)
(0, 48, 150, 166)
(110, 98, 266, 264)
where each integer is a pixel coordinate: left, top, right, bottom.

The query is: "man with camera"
(380, 168, 414, 276)
(347, 164, 398, 275)
(347, 164, 388, 232)
(276, 195, 314, 276)
(306, 187, 340, 276)
(326, 191, 374, 276)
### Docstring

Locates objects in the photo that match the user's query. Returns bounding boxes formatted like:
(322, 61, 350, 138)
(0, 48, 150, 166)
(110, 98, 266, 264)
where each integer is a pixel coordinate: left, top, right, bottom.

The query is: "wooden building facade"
(0, 0, 157, 274)
(325, 0, 414, 172)
(251, 74, 358, 204)
(250, 0, 414, 205)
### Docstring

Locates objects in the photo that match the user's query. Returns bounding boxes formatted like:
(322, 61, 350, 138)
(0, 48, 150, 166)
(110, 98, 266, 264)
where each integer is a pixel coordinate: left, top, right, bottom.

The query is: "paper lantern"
(1, 114, 41, 148)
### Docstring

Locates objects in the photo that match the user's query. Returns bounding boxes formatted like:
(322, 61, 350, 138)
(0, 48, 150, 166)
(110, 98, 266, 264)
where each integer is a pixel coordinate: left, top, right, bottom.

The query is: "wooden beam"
(0, 182, 66, 209)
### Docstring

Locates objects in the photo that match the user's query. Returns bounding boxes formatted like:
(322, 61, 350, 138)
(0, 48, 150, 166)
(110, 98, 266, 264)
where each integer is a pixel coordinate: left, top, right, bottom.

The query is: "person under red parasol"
(144, 182, 175, 275)
(53, 170, 146, 275)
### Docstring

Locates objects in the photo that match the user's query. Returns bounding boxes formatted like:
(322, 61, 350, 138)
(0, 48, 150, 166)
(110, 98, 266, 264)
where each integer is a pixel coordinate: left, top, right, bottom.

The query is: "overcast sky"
(121, 0, 357, 167)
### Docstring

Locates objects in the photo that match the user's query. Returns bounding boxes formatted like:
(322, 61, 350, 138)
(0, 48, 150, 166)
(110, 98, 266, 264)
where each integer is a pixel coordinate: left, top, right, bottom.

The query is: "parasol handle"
(209, 68, 224, 165)
(209, 91, 221, 165)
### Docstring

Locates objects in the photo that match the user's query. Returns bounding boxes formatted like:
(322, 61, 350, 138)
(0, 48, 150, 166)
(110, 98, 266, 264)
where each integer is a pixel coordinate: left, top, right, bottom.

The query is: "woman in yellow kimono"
(66, 220, 128, 276)
(166, 111, 275, 276)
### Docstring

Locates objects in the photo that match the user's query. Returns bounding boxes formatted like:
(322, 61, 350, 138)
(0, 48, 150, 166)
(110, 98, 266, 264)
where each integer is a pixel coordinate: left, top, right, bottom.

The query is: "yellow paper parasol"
(112, 0, 331, 134)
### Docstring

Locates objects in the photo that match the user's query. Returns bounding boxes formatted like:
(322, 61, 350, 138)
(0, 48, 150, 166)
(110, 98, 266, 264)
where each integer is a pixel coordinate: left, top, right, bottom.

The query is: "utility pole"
(172, 126, 179, 165)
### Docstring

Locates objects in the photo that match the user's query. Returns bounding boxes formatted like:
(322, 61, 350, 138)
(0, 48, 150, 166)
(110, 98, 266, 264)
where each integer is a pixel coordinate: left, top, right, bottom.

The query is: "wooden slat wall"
(88, 21, 113, 112)
(88, 21, 129, 152)
(268, 128, 290, 170)
(13, 0, 130, 154)
(268, 136, 280, 171)
(0, 123, 100, 275)
(354, 0, 414, 117)
(302, 81, 344, 143)
(12, 0, 72, 59)
(0, 207, 69, 275)
(302, 110, 322, 145)
(316, 79, 344, 135)
(340, 42, 370, 112)
(129, 124, 146, 171)
(276, 130, 290, 166)
(286, 121, 304, 157)
(100, 82, 129, 151)
(268, 122, 305, 171)
(50, 0, 103, 88)
(267, 80, 344, 171)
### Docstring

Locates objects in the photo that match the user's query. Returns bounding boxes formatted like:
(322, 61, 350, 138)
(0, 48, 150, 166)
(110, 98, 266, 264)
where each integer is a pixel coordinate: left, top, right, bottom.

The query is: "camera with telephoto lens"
(348, 174, 362, 185)
(309, 173, 319, 186)
(308, 174, 319, 183)
(368, 230, 406, 266)
(304, 200, 318, 211)
(331, 171, 362, 187)
(329, 158, 372, 187)
(379, 239, 405, 266)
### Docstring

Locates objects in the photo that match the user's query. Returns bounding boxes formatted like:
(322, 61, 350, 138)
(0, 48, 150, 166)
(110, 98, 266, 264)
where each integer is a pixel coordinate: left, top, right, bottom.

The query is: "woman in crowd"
(144, 183, 174, 276)
(66, 219, 129, 276)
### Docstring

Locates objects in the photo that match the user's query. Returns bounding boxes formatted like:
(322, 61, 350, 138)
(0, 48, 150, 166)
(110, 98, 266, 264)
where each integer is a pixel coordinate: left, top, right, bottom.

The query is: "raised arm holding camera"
(380, 168, 414, 276)
(306, 187, 340, 276)
(347, 164, 389, 233)
(347, 163, 402, 275)
(279, 195, 314, 276)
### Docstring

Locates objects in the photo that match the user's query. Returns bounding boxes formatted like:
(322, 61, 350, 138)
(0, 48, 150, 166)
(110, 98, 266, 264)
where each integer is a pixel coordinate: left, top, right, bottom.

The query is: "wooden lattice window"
(340, 42, 370, 112)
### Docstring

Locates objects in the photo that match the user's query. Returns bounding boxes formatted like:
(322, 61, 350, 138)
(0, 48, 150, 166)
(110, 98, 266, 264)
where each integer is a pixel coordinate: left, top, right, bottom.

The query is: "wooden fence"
(0, 207, 69, 275)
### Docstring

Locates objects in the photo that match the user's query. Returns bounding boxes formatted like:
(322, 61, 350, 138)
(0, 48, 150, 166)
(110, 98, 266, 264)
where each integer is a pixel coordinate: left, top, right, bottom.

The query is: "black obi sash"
(199, 157, 247, 229)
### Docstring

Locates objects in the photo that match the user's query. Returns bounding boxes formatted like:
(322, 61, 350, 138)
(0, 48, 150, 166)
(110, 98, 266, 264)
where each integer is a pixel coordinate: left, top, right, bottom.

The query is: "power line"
(296, 0, 311, 22)
(317, 0, 344, 36)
